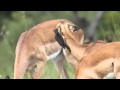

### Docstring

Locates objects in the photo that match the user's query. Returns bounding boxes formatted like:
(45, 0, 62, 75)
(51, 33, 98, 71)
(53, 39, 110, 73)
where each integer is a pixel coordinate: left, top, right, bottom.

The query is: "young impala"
(53, 20, 116, 79)
(14, 19, 84, 79)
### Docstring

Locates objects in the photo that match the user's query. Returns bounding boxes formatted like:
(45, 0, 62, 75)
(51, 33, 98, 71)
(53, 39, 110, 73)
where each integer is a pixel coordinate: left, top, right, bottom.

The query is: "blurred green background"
(0, 11, 120, 79)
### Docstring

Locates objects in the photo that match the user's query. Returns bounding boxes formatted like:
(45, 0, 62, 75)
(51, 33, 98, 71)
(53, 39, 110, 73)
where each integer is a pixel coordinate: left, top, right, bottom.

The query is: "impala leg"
(115, 72, 120, 79)
(29, 53, 47, 79)
(14, 58, 29, 79)
(35, 60, 46, 79)
(52, 58, 69, 79)
(114, 60, 120, 79)
(30, 66, 36, 79)
(29, 60, 46, 79)
(30, 61, 45, 79)
(62, 63, 70, 79)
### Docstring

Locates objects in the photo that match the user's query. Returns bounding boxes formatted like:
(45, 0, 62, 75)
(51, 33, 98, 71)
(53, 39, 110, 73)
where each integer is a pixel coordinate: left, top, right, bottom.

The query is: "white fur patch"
(47, 50, 61, 60)
(63, 49, 66, 57)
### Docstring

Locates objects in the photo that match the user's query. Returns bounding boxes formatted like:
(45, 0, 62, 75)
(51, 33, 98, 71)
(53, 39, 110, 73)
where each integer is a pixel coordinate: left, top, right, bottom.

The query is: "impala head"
(53, 20, 80, 52)
(55, 20, 79, 35)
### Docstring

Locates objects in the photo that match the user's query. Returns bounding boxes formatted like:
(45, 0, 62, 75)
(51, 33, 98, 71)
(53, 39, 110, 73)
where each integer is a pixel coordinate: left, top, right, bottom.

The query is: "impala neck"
(64, 32, 86, 60)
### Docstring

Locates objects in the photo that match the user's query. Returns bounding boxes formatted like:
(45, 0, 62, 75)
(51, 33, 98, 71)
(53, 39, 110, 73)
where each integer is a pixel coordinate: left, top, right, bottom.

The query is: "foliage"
(97, 11, 120, 41)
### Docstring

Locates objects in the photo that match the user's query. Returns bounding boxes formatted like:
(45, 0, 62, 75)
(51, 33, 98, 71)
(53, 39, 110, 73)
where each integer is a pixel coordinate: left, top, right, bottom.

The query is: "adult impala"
(53, 20, 107, 71)
(53, 20, 116, 79)
(14, 19, 83, 79)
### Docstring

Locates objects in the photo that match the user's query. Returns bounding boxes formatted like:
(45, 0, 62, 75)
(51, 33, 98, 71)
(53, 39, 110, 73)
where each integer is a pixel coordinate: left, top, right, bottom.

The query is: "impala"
(14, 19, 83, 79)
(53, 20, 116, 79)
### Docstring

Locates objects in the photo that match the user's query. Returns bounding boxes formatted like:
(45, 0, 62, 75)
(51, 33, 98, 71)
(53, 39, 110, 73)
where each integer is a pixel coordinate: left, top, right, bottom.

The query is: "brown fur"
(76, 42, 120, 79)
(54, 21, 117, 79)
(54, 21, 107, 72)
(14, 19, 84, 79)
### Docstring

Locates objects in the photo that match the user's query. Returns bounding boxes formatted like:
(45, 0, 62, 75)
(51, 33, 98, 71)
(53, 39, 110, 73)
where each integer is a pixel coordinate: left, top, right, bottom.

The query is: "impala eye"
(68, 25, 79, 32)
